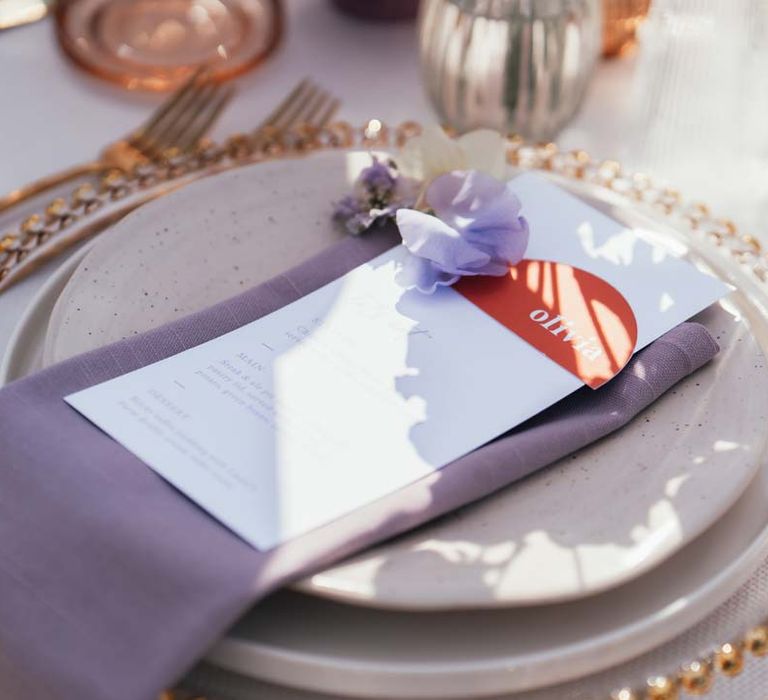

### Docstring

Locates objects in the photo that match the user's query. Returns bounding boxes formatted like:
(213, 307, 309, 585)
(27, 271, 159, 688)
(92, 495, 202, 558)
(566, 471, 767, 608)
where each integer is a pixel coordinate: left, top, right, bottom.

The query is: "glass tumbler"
(418, 0, 602, 141)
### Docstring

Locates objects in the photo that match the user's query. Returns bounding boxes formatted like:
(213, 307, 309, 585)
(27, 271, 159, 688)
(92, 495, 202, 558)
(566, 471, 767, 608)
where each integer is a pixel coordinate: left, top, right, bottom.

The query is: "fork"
(0, 68, 235, 214)
(254, 78, 340, 134)
(0, 79, 341, 293)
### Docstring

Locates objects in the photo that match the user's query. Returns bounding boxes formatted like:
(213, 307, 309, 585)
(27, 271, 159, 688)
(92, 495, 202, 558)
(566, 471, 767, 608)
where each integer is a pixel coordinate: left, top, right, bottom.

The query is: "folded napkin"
(0, 226, 719, 700)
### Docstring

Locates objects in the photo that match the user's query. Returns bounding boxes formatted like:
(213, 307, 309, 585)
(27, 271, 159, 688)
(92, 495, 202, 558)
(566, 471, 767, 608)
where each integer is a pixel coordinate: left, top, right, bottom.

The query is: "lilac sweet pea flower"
(395, 170, 529, 294)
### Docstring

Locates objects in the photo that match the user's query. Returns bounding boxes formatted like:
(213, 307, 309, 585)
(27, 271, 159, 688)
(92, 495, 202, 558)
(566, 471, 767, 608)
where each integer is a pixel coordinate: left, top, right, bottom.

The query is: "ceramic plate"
(3, 150, 767, 609)
(7, 263, 768, 697)
(206, 456, 768, 696)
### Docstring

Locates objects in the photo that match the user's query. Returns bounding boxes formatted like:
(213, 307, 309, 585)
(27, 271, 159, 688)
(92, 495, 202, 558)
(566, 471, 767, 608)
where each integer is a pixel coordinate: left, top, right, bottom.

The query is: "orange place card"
(455, 259, 638, 389)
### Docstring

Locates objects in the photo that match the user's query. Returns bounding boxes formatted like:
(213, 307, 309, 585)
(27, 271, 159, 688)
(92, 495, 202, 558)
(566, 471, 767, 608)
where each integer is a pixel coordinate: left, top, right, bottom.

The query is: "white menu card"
(66, 175, 728, 549)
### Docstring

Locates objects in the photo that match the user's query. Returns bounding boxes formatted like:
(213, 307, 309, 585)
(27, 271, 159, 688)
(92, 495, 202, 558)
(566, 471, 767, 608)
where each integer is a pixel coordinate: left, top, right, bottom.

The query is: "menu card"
(66, 174, 728, 550)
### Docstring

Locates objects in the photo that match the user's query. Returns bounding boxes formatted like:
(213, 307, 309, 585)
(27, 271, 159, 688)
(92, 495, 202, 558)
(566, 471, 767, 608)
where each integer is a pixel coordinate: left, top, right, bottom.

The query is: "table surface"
(2, 1, 768, 698)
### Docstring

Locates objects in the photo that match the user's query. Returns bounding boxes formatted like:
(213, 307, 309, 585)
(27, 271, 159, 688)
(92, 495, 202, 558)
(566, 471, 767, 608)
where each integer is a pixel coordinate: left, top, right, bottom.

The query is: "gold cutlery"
(0, 80, 341, 293)
(0, 0, 52, 30)
(0, 68, 234, 214)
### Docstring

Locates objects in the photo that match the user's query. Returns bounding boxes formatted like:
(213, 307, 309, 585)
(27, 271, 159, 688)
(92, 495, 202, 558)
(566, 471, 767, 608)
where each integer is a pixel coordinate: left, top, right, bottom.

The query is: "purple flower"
(333, 157, 418, 235)
(395, 170, 529, 294)
(357, 158, 398, 200)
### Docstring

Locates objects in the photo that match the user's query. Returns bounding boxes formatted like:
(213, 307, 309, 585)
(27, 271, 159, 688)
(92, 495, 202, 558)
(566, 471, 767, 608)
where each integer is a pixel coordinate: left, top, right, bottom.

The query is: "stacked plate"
(4, 150, 768, 698)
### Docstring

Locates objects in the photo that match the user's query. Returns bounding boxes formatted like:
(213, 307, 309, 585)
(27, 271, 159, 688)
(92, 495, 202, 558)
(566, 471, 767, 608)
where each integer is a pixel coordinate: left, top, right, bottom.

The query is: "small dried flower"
(333, 157, 418, 235)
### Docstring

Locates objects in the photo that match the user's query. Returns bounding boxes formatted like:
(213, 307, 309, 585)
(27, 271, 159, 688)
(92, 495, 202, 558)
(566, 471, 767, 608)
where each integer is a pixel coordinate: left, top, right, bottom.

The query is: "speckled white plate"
(4, 150, 768, 610)
(204, 457, 768, 697)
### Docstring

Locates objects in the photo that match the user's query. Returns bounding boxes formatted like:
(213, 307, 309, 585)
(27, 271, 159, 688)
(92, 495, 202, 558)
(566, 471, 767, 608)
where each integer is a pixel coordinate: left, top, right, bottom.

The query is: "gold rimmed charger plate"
(3, 141, 768, 610)
(3, 133, 768, 697)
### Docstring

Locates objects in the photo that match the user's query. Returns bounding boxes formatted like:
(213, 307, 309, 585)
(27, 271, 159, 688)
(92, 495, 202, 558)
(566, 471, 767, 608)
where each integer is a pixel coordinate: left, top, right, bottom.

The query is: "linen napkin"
(0, 226, 719, 700)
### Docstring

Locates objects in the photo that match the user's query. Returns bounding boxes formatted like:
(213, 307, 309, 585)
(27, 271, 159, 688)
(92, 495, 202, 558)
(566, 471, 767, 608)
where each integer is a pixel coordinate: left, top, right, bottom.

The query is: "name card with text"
(66, 174, 728, 550)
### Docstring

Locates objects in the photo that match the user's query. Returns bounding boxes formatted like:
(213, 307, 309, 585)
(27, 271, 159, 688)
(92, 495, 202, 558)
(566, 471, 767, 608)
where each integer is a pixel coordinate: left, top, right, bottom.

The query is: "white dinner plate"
(207, 456, 768, 697)
(2, 150, 767, 614)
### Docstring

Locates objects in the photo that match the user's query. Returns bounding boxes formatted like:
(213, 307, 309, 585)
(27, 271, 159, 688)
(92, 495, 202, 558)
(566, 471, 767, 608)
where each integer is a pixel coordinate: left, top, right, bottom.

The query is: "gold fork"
(255, 78, 340, 134)
(0, 68, 235, 214)
(0, 79, 341, 293)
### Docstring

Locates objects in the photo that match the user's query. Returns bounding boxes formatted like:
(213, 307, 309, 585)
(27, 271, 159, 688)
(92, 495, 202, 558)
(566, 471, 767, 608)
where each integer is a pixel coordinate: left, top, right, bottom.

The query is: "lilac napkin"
(0, 226, 718, 700)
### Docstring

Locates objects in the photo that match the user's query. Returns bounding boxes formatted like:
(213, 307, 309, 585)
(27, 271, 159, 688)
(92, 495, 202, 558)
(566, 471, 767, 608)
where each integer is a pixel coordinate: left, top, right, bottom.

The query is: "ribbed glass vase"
(418, 0, 602, 140)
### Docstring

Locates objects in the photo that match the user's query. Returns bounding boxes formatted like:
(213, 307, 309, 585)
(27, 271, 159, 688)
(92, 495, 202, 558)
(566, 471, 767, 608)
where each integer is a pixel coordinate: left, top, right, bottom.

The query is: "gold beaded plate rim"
(3, 124, 768, 699)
